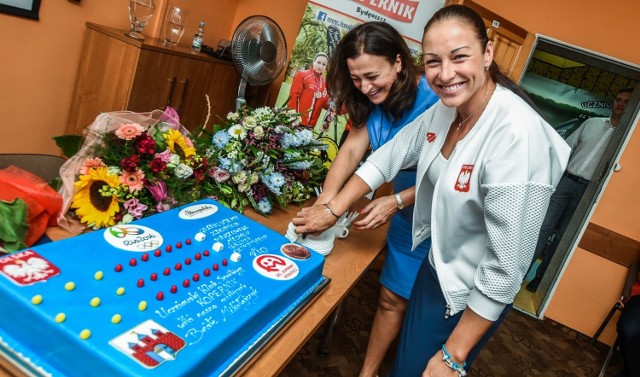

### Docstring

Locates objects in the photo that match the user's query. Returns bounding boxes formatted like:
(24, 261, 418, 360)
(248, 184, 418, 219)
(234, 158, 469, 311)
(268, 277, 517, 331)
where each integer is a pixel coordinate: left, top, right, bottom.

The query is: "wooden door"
(445, 0, 535, 83)
(207, 63, 240, 126)
(128, 49, 215, 130)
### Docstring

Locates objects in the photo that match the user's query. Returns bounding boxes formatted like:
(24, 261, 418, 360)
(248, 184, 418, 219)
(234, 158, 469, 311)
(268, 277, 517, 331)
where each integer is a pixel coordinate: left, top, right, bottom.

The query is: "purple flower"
(146, 180, 168, 202)
(155, 149, 173, 163)
(124, 198, 148, 219)
(209, 166, 231, 183)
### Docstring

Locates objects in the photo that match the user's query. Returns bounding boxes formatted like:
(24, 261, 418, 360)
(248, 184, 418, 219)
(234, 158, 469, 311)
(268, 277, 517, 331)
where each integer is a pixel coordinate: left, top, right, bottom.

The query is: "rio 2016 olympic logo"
(103, 225, 164, 252)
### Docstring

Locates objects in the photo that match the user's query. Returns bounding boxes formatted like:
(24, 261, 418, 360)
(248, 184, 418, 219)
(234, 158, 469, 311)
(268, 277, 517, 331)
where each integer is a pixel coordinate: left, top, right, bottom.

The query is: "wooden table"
(0, 199, 388, 377)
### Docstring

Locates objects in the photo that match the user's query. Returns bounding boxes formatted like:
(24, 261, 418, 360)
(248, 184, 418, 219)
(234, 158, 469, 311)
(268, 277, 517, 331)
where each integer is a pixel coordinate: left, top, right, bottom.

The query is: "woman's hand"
(292, 204, 338, 236)
(352, 195, 397, 230)
(423, 351, 458, 377)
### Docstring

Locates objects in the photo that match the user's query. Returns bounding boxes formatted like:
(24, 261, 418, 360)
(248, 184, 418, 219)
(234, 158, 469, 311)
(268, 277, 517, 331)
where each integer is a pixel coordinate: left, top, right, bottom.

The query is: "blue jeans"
(529, 176, 588, 279)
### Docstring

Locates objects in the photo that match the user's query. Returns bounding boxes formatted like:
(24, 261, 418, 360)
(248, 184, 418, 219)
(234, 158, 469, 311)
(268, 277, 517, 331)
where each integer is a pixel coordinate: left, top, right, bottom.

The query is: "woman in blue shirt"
(311, 22, 438, 377)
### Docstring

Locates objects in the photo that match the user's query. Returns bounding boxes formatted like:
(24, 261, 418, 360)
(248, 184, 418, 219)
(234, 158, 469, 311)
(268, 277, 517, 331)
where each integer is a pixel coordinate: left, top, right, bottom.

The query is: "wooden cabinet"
(67, 22, 239, 134)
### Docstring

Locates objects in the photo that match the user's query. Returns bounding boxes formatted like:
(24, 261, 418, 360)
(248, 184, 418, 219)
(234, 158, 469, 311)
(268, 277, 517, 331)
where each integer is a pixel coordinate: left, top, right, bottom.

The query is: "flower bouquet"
(200, 105, 327, 214)
(57, 107, 327, 230)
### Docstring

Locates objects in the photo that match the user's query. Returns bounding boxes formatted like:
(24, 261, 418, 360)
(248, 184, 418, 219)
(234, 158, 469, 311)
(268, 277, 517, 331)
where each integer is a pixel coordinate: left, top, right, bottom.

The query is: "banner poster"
(520, 71, 613, 139)
(276, 0, 445, 158)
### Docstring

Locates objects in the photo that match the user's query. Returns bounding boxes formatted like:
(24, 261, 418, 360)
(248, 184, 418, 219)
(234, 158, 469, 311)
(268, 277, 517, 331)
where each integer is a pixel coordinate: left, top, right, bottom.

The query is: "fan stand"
(236, 76, 248, 111)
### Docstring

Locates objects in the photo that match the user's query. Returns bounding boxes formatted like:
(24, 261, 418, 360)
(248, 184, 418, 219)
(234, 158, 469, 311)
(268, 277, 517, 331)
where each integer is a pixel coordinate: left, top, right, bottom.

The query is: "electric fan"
(231, 15, 287, 111)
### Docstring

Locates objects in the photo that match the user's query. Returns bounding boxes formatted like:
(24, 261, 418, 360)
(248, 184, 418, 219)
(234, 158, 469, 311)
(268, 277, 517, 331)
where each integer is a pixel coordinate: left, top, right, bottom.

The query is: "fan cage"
(231, 15, 287, 86)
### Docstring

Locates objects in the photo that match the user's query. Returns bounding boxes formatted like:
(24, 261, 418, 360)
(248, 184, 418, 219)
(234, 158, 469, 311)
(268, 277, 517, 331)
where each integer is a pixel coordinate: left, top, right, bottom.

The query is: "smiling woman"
(293, 5, 571, 377)
(0, 0, 41, 19)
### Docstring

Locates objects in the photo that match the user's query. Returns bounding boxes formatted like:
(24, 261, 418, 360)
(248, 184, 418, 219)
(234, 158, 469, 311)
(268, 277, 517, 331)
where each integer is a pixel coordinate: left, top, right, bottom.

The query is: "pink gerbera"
(115, 123, 145, 140)
(119, 169, 145, 192)
(79, 157, 106, 175)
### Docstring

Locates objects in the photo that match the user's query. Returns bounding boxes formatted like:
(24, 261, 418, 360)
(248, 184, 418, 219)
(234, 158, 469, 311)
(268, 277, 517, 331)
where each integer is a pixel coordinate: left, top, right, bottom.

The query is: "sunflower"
(71, 167, 121, 228)
(164, 129, 196, 158)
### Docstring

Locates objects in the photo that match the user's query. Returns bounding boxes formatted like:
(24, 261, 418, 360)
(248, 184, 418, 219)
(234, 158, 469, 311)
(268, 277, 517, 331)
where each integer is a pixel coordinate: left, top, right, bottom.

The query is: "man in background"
(526, 87, 633, 292)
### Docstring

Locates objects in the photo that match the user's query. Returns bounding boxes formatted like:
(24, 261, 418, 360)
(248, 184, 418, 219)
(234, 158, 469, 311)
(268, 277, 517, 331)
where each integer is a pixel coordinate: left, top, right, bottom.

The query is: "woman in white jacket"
(294, 5, 570, 377)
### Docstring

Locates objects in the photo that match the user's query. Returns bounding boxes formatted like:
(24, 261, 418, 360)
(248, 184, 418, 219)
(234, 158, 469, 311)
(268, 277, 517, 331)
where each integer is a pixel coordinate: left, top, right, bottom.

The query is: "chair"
(588, 260, 639, 377)
(0, 153, 66, 182)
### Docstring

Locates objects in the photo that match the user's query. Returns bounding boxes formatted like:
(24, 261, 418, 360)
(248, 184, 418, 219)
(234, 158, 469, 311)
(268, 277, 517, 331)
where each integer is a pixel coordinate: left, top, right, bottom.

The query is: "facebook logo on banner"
(317, 11, 327, 22)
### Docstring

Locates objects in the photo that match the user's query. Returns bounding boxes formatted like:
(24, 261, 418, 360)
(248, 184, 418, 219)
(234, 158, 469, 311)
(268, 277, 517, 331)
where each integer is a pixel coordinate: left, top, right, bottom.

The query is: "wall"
(0, 0, 241, 155)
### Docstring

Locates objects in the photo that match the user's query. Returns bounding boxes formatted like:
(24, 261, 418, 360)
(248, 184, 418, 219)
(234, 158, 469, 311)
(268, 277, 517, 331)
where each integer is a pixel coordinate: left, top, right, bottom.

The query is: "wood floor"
(279, 266, 624, 377)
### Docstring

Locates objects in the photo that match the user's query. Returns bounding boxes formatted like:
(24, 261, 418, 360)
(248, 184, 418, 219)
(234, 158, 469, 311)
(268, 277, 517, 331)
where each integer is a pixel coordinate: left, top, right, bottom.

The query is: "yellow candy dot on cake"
(90, 297, 101, 307)
(64, 282, 75, 291)
(79, 329, 91, 340)
(31, 295, 43, 305)
(111, 314, 122, 324)
(55, 313, 66, 323)
(116, 287, 125, 296)
(138, 301, 147, 311)
(94, 271, 104, 280)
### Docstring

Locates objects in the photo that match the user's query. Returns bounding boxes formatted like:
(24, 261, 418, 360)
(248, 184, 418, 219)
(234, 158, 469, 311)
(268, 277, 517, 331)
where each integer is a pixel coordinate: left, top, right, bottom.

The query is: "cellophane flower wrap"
(57, 107, 327, 231)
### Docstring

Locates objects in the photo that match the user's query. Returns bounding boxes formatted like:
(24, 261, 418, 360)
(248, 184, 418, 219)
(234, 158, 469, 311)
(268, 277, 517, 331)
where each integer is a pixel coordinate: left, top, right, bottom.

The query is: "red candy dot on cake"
(137, 279, 144, 288)
(150, 273, 158, 281)
(129, 258, 137, 267)
(175, 263, 182, 271)
(222, 259, 228, 266)
(203, 250, 210, 257)
(183, 279, 190, 288)
(186, 239, 192, 245)
(204, 268, 211, 276)
(163, 267, 171, 276)
(154, 249, 162, 257)
(213, 263, 219, 271)
(141, 253, 149, 262)
(195, 253, 202, 260)
(193, 273, 200, 282)
(185, 258, 192, 265)
(170, 285, 178, 294)
(176, 242, 183, 249)
(115, 264, 123, 272)
(156, 292, 164, 301)
(165, 245, 172, 252)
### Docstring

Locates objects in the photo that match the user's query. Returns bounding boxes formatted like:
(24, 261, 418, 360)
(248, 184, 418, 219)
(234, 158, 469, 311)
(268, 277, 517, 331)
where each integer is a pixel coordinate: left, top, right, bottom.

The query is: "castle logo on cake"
(253, 254, 300, 280)
(103, 225, 164, 252)
(110, 319, 186, 368)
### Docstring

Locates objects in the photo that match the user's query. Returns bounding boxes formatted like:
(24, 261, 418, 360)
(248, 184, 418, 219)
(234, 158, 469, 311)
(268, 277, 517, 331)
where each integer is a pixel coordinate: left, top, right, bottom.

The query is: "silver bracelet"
(323, 203, 341, 219)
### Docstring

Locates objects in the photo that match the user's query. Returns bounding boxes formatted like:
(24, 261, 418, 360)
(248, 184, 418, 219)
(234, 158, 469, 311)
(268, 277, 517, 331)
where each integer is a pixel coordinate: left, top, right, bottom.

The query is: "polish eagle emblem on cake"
(0, 250, 60, 286)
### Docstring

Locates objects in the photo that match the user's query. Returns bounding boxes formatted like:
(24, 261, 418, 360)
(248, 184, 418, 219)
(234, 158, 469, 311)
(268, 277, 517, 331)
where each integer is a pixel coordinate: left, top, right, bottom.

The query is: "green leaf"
(53, 135, 84, 158)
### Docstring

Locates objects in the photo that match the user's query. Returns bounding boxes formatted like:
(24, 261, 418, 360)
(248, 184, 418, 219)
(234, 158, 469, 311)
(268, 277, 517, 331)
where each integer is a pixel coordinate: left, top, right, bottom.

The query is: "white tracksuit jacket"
(356, 85, 571, 321)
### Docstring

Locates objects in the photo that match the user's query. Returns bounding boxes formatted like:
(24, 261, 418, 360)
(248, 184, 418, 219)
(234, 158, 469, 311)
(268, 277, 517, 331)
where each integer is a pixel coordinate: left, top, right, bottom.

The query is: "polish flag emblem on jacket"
(455, 164, 474, 192)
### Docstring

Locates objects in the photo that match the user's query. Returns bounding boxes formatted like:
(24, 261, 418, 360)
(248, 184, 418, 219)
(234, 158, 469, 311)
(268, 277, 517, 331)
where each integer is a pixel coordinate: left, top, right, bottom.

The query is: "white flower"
(227, 112, 240, 122)
(253, 126, 265, 139)
(242, 116, 257, 129)
(228, 124, 246, 140)
(174, 163, 193, 179)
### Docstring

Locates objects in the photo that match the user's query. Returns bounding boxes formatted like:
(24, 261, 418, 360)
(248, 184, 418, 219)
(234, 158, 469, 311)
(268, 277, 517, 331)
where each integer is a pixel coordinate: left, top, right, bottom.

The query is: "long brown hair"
(327, 22, 421, 127)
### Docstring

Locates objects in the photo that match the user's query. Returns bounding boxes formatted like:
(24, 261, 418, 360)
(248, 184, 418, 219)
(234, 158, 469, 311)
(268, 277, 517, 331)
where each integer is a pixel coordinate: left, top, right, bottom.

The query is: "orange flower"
(115, 123, 145, 140)
(119, 169, 145, 192)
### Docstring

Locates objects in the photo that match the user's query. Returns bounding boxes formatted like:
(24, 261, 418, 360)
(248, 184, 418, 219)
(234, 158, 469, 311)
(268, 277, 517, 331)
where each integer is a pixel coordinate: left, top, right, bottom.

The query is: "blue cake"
(0, 199, 327, 376)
